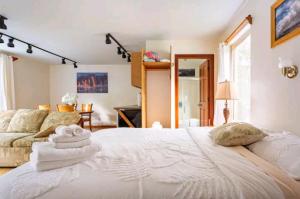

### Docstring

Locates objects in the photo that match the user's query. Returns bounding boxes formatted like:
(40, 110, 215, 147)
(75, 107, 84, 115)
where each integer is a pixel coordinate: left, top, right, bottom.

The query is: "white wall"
(221, 0, 300, 133)
(13, 56, 50, 109)
(146, 39, 219, 128)
(49, 64, 140, 124)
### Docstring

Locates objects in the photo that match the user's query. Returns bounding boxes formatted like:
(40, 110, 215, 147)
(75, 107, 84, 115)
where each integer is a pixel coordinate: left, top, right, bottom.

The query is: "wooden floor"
(0, 168, 12, 175)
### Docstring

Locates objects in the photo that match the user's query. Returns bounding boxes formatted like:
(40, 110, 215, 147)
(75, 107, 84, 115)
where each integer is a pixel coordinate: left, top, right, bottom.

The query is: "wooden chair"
(38, 104, 51, 111)
(81, 103, 93, 131)
(56, 104, 76, 112)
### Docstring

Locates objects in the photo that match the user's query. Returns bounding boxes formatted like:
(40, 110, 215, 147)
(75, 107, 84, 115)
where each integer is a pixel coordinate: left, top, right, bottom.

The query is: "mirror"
(175, 55, 214, 128)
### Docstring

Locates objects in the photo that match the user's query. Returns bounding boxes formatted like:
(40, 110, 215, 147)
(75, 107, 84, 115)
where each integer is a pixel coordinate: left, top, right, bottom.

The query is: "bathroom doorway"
(175, 54, 214, 128)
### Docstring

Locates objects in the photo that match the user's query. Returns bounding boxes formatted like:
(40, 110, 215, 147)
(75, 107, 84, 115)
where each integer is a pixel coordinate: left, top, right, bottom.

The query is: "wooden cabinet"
(131, 52, 142, 88)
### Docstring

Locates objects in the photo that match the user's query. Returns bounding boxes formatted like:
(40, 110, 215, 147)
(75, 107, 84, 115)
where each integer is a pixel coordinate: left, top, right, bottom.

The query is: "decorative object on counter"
(278, 57, 298, 79)
(105, 33, 131, 62)
(215, 80, 238, 124)
(77, 73, 108, 93)
(144, 51, 160, 62)
(152, 121, 163, 129)
(62, 93, 78, 105)
(271, 0, 300, 48)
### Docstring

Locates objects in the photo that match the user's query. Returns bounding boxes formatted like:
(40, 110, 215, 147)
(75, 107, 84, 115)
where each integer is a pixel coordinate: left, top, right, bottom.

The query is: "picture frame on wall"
(271, 0, 300, 48)
(77, 72, 108, 93)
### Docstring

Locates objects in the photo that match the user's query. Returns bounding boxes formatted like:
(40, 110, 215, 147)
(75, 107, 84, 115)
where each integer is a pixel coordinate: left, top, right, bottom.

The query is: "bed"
(0, 127, 298, 199)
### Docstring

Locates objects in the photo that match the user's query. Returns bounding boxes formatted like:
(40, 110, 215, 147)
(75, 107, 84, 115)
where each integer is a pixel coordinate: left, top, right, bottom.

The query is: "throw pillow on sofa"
(210, 122, 266, 146)
(34, 112, 81, 138)
(7, 109, 48, 133)
(0, 110, 16, 132)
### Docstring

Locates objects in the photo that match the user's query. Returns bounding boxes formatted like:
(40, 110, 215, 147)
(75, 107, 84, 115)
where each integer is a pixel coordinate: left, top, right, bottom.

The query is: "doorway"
(175, 54, 214, 128)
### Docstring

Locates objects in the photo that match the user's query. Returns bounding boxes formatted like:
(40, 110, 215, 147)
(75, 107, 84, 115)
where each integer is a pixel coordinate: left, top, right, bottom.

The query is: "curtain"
(214, 43, 230, 125)
(0, 53, 15, 110)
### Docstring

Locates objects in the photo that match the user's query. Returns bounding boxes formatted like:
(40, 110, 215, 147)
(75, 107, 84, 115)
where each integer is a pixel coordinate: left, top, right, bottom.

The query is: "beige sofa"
(0, 109, 81, 167)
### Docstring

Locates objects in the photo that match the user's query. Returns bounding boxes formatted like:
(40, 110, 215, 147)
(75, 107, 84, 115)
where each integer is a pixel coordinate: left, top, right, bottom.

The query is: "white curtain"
(214, 43, 230, 125)
(0, 54, 15, 110)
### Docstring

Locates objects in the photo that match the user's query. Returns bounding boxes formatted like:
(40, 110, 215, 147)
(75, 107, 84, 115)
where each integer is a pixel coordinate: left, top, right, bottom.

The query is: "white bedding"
(0, 127, 284, 199)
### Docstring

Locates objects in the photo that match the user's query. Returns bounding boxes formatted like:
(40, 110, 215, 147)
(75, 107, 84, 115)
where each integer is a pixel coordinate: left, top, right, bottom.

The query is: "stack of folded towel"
(30, 125, 101, 171)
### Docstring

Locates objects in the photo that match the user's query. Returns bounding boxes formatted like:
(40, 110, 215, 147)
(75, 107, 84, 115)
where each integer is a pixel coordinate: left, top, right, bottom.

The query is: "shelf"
(143, 62, 171, 69)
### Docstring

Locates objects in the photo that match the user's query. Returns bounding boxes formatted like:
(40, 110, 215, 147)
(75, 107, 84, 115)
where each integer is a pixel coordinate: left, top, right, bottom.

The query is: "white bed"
(0, 127, 289, 199)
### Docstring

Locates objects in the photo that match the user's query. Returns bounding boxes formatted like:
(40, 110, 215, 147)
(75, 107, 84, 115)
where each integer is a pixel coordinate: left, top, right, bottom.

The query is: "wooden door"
(199, 60, 210, 126)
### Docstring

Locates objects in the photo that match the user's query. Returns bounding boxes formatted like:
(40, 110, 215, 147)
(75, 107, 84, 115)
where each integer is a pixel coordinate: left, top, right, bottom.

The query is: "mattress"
(0, 127, 286, 199)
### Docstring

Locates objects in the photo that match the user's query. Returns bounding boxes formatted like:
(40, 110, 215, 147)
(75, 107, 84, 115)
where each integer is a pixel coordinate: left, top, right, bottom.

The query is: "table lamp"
(215, 80, 237, 124)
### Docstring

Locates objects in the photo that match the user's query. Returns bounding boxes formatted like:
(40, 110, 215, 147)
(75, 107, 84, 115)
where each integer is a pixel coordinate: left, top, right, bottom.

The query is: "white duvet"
(0, 127, 284, 199)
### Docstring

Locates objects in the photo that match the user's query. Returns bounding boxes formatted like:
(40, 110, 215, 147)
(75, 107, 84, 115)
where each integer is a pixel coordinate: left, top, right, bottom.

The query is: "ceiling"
(0, 0, 245, 65)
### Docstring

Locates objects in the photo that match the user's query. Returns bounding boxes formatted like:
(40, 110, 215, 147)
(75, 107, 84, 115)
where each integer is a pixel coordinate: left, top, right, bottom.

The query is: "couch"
(0, 109, 81, 167)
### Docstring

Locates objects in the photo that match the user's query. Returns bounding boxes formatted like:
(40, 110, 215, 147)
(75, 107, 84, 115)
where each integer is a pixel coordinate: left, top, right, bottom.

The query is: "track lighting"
(26, 44, 33, 53)
(0, 32, 78, 68)
(0, 34, 3, 43)
(117, 47, 122, 55)
(127, 55, 131, 62)
(122, 52, 126, 59)
(0, 15, 7, 30)
(105, 34, 111, 44)
(7, 38, 14, 47)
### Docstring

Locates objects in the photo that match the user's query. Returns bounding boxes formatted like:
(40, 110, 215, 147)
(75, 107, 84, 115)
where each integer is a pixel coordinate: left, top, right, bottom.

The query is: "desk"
(114, 106, 141, 128)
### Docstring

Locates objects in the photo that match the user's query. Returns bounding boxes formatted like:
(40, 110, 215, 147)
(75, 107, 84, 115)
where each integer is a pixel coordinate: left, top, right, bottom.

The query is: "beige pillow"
(7, 109, 48, 133)
(0, 110, 16, 132)
(210, 122, 266, 146)
(34, 112, 81, 138)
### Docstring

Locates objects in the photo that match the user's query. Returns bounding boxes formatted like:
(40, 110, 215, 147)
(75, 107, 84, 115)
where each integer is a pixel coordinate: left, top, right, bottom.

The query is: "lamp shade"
(215, 80, 238, 100)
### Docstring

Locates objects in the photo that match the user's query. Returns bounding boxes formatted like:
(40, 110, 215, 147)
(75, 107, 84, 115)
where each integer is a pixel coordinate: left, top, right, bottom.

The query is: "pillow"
(248, 131, 300, 180)
(210, 122, 266, 146)
(34, 112, 81, 138)
(0, 110, 16, 132)
(7, 109, 48, 133)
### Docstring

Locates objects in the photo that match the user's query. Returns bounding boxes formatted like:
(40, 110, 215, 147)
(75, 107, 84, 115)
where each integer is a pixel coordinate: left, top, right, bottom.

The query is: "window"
(231, 34, 251, 122)
(224, 15, 252, 122)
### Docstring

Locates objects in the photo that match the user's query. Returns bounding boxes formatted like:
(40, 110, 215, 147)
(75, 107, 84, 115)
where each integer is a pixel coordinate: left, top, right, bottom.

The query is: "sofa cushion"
(12, 134, 48, 147)
(0, 110, 16, 132)
(0, 146, 32, 167)
(0, 133, 31, 147)
(34, 112, 81, 138)
(7, 109, 49, 133)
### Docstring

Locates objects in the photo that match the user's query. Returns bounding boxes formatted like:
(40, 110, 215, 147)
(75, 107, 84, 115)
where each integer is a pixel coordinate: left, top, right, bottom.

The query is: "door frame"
(174, 54, 214, 128)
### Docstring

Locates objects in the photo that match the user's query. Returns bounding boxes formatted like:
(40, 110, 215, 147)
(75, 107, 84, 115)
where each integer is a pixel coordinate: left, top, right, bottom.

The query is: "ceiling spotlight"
(26, 44, 33, 53)
(122, 52, 126, 59)
(0, 34, 3, 43)
(117, 47, 122, 55)
(62, 58, 66, 64)
(127, 55, 131, 62)
(0, 15, 7, 30)
(105, 34, 111, 44)
(73, 62, 78, 68)
(7, 38, 14, 48)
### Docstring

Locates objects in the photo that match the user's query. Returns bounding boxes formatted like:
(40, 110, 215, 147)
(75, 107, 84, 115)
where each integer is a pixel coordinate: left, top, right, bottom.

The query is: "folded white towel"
(53, 139, 91, 149)
(31, 142, 101, 162)
(49, 132, 91, 143)
(69, 124, 86, 136)
(30, 155, 91, 171)
(55, 126, 74, 137)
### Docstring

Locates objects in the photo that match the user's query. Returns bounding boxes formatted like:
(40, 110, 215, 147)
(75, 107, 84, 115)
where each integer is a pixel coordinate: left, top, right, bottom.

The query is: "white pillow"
(247, 131, 300, 180)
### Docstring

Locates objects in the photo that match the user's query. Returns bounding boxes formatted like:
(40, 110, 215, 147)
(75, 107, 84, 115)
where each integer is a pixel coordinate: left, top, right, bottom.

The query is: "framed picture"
(77, 72, 108, 93)
(271, 0, 300, 48)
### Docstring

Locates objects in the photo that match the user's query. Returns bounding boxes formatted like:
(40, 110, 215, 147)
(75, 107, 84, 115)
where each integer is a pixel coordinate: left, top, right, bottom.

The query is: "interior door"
(199, 60, 209, 126)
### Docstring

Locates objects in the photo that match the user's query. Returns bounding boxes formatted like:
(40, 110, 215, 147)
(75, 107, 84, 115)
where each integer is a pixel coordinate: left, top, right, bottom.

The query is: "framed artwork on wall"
(271, 0, 300, 48)
(77, 72, 108, 93)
